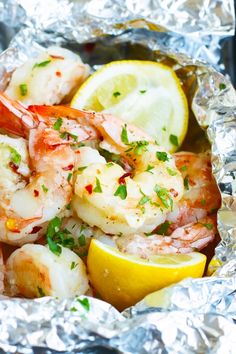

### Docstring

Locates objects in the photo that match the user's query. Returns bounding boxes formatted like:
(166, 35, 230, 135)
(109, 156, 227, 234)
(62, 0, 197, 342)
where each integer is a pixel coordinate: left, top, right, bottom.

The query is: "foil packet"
(0, 0, 236, 353)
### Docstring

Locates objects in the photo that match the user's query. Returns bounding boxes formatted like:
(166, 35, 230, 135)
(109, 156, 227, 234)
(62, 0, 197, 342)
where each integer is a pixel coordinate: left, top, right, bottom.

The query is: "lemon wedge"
(71, 60, 188, 152)
(87, 239, 206, 310)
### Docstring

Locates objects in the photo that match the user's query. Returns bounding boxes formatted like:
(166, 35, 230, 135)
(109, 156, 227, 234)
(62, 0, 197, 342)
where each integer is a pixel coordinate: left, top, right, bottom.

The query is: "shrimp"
(73, 115, 184, 235)
(0, 93, 75, 245)
(5, 46, 90, 105)
(167, 151, 221, 230)
(116, 215, 217, 258)
(5, 244, 89, 298)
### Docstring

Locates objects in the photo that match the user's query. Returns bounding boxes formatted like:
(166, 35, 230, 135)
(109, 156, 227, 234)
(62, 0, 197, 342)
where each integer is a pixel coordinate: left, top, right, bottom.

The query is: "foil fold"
(0, 0, 236, 353)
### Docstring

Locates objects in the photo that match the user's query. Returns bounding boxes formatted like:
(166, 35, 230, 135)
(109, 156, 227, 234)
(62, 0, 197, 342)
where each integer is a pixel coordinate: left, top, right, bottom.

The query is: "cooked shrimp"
(0, 245, 4, 294)
(73, 115, 184, 235)
(116, 216, 217, 258)
(0, 93, 75, 245)
(167, 151, 221, 230)
(5, 46, 90, 105)
(5, 244, 89, 298)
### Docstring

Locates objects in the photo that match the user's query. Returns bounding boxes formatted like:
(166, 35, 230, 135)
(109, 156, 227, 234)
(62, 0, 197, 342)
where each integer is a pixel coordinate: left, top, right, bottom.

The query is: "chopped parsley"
(77, 297, 90, 311)
(67, 173, 72, 182)
(106, 162, 113, 168)
(46, 217, 75, 256)
(184, 176, 189, 190)
(169, 134, 179, 147)
(78, 166, 87, 172)
(145, 164, 154, 174)
(156, 151, 169, 162)
(53, 117, 63, 131)
(139, 90, 146, 94)
(93, 177, 102, 193)
(138, 189, 150, 206)
(41, 184, 48, 193)
(60, 131, 78, 142)
(113, 91, 121, 98)
(121, 124, 129, 145)
(126, 140, 149, 155)
(33, 59, 51, 69)
(70, 261, 78, 270)
(114, 184, 127, 200)
(70, 307, 78, 312)
(37, 287, 45, 297)
(202, 223, 213, 230)
(154, 185, 173, 211)
(19, 83, 28, 96)
(66, 203, 71, 210)
(167, 167, 177, 176)
(219, 83, 226, 90)
(162, 127, 166, 132)
(9, 147, 21, 166)
(180, 165, 188, 172)
(156, 221, 171, 235)
(78, 234, 86, 247)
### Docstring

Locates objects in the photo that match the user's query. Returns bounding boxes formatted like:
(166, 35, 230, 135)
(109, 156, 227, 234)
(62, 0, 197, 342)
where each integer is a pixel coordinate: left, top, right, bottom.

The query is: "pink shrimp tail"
(0, 92, 39, 137)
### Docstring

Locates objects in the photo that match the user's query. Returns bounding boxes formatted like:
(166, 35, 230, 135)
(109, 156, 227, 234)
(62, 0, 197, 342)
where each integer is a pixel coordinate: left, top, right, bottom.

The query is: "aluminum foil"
(0, 0, 236, 353)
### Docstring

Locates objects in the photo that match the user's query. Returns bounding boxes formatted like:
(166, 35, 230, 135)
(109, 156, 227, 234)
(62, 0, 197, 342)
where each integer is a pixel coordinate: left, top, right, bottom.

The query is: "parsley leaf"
(67, 173, 72, 182)
(169, 134, 179, 147)
(156, 221, 171, 235)
(154, 185, 173, 211)
(41, 184, 48, 193)
(33, 60, 51, 69)
(70, 261, 78, 270)
(202, 223, 213, 230)
(113, 91, 121, 98)
(139, 90, 146, 94)
(180, 165, 187, 172)
(156, 151, 169, 162)
(145, 164, 154, 174)
(78, 234, 86, 246)
(167, 167, 177, 176)
(138, 189, 150, 206)
(9, 147, 21, 166)
(46, 217, 75, 256)
(121, 124, 129, 145)
(184, 176, 189, 190)
(78, 166, 87, 172)
(94, 177, 102, 193)
(114, 184, 127, 200)
(53, 117, 63, 131)
(219, 83, 226, 90)
(77, 297, 90, 311)
(127, 140, 149, 155)
(19, 83, 28, 96)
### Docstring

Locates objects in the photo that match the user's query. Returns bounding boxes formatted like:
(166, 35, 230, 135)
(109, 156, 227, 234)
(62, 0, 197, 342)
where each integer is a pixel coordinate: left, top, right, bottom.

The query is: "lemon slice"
(71, 60, 188, 152)
(87, 239, 206, 310)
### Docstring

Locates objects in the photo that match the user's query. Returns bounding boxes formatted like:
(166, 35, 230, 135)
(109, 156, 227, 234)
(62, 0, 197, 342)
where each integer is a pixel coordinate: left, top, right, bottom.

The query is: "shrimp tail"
(0, 92, 39, 137)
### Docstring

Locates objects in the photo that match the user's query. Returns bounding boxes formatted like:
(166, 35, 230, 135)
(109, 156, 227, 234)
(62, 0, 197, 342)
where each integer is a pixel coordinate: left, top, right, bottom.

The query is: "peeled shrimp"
(73, 116, 184, 235)
(5, 244, 89, 298)
(116, 216, 217, 258)
(167, 151, 221, 230)
(5, 46, 90, 105)
(0, 93, 75, 245)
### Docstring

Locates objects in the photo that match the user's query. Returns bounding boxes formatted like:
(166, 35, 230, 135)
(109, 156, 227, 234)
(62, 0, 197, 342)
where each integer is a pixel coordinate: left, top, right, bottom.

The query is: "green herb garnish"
(154, 185, 173, 211)
(53, 117, 63, 131)
(67, 173, 72, 182)
(113, 91, 121, 98)
(121, 124, 129, 145)
(114, 184, 127, 200)
(156, 151, 169, 162)
(180, 165, 187, 172)
(70, 261, 78, 270)
(169, 134, 179, 147)
(41, 184, 48, 193)
(184, 176, 189, 190)
(78, 234, 86, 247)
(37, 287, 45, 297)
(19, 83, 28, 96)
(219, 83, 226, 90)
(77, 297, 90, 311)
(9, 147, 21, 166)
(94, 177, 102, 193)
(33, 60, 51, 69)
(167, 167, 177, 176)
(145, 164, 154, 174)
(139, 90, 146, 94)
(157, 221, 171, 235)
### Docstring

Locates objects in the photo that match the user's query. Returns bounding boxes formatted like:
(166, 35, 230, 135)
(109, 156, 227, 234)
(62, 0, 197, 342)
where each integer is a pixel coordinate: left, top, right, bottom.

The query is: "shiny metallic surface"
(0, 1, 236, 353)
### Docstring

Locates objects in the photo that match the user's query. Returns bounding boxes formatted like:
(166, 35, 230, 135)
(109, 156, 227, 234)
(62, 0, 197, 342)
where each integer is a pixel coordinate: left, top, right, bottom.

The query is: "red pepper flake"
(55, 71, 61, 77)
(50, 54, 64, 60)
(29, 226, 42, 234)
(31, 170, 37, 177)
(8, 161, 19, 173)
(34, 189, 39, 197)
(85, 184, 93, 194)
(118, 172, 132, 185)
(169, 188, 178, 198)
(62, 164, 74, 171)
